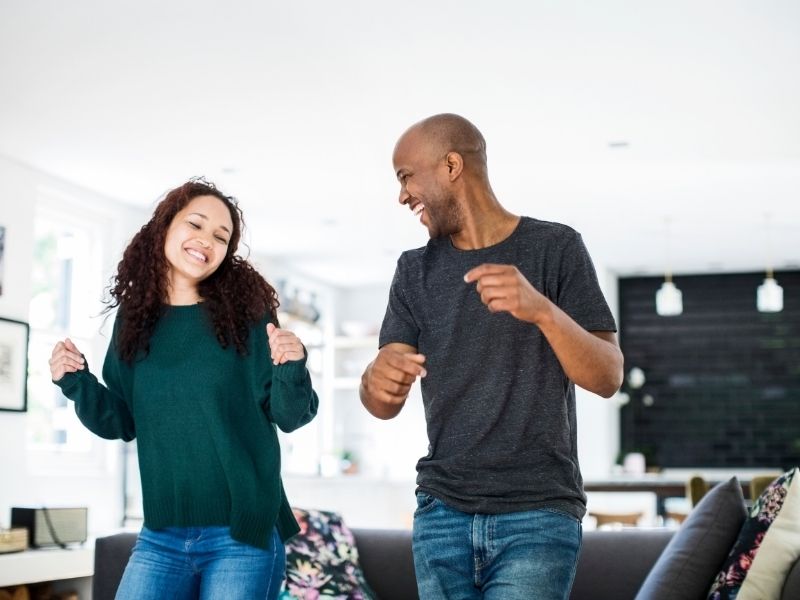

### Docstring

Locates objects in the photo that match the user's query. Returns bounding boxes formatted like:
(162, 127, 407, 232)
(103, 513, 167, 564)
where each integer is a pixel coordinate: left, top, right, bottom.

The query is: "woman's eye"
(215, 236, 228, 244)
(188, 221, 200, 229)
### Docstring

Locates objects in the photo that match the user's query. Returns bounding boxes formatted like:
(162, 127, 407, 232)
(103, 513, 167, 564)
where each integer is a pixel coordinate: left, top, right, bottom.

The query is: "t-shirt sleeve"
(556, 232, 617, 332)
(378, 256, 420, 349)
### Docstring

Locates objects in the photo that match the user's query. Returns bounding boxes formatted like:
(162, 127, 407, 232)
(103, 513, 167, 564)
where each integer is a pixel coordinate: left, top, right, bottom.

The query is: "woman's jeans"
(412, 492, 582, 600)
(115, 525, 285, 600)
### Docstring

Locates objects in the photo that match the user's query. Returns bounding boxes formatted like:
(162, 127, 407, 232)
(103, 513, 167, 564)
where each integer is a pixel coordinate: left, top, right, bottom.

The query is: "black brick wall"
(619, 271, 800, 469)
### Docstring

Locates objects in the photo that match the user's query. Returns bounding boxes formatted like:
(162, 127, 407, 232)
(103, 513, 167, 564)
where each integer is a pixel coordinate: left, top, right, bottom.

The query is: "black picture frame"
(0, 317, 30, 412)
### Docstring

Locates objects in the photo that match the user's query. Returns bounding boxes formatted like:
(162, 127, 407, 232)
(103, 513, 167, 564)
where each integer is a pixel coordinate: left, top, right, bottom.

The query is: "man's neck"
(450, 191, 520, 250)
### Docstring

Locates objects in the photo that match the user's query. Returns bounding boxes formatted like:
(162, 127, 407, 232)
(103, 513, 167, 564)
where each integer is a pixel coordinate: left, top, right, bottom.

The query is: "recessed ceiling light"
(221, 167, 238, 174)
(608, 141, 630, 149)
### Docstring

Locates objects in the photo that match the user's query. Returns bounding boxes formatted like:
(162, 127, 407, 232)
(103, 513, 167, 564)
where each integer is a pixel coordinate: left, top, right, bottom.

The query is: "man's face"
(392, 129, 461, 239)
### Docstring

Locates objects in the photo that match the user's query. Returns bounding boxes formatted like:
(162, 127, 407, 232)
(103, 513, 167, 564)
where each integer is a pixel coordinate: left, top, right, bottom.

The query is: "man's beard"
(427, 193, 461, 239)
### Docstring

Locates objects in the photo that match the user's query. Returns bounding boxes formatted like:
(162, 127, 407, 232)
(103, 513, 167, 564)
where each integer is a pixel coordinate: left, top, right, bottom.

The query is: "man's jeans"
(412, 492, 582, 600)
(115, 525, 285, 600)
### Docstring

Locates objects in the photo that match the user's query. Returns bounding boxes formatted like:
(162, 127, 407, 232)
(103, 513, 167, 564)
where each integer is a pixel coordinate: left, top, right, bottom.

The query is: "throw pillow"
(707, 468, 800, 600)
(279, 507, 376, 600)
(634, 476, 747, 600)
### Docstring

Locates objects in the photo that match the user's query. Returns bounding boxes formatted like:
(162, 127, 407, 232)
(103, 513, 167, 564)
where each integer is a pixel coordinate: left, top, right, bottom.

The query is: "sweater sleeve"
(268, 354, 319, 432)
(251, 318, 319, 433)
(54, 327, 136, 442)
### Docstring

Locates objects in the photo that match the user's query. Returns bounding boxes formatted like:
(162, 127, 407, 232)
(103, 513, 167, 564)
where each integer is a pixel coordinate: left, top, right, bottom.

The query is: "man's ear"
(445, 152, 464, 181)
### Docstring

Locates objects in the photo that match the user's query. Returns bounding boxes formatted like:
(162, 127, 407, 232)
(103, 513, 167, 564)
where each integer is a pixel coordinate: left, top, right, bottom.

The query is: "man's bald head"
(400, 113, 488, 173)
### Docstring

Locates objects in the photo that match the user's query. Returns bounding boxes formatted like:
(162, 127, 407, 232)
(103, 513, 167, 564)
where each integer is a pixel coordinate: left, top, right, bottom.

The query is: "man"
(359, 113, 623, 600)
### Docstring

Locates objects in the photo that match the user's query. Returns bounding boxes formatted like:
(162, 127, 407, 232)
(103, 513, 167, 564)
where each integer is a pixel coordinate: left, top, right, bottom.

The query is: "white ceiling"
(1, 1, 799, 287)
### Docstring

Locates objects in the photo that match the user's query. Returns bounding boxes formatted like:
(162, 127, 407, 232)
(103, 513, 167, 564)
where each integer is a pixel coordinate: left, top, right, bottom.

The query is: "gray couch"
(93, 528, 800, 599)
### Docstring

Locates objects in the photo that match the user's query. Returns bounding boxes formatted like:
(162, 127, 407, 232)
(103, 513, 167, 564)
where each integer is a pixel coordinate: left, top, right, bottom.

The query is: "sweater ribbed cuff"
(273, 354, 308, 383)
(54, 363, 94, 394)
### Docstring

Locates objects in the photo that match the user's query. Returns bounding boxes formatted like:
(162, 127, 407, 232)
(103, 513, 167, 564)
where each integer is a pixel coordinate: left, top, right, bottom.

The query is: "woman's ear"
(445, 151, 464, 181)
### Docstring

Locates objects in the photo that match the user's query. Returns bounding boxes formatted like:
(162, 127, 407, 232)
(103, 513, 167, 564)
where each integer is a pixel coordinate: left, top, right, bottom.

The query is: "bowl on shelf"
(339, 320, 376, 338)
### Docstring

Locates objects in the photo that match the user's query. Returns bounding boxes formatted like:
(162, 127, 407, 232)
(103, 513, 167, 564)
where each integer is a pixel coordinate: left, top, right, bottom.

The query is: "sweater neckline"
(163, 302, 203, 310)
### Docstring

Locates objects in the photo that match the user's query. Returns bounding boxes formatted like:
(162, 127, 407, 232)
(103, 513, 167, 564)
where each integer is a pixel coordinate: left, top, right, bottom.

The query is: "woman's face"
(163, 194, 234, 290)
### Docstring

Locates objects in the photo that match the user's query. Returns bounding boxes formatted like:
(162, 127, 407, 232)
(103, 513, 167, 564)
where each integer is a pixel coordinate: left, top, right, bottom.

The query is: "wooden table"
(584, 475, 752, 517)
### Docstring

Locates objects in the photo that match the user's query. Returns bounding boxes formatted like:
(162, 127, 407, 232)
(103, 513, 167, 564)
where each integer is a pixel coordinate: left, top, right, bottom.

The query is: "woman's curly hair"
(104, 178, 279, 362)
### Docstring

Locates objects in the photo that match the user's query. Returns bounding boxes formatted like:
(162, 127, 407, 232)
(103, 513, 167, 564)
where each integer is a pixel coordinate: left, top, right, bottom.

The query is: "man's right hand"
(360, 343, 426, 420)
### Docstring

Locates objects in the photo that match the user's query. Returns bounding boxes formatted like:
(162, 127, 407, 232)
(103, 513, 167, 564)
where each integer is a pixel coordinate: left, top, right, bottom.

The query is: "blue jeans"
(115, 526, 285, 600)
(412, 493, 582, 600)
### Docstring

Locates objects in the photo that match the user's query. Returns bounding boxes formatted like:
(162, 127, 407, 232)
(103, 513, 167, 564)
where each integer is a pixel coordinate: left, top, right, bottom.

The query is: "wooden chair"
(664, 510, 689, 525)
(662, 475, 708, 525)
(687, 475, 710, 507)
(589, 511, 644, 528)
(749, 473, 781, 503)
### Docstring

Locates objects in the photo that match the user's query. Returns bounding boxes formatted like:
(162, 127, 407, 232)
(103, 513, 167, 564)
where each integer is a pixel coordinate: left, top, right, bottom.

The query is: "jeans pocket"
(539, 506, 582, 524)
(414, 492, 440, 516)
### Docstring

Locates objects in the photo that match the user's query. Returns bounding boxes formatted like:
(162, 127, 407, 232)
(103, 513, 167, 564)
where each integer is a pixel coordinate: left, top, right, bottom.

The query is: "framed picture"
(0, 317, 29, 412)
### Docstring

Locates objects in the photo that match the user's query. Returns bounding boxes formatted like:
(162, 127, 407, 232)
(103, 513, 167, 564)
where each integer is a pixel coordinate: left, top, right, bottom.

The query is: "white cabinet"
(318, 333, 427, 482)
(0, 546, 93, 596)
(331, 335, 377, 390)
(325, 335, 379, 476)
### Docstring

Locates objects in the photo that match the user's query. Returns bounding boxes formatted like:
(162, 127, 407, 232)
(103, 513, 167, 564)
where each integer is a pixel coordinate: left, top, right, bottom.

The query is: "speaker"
(10, 507, 88, 548)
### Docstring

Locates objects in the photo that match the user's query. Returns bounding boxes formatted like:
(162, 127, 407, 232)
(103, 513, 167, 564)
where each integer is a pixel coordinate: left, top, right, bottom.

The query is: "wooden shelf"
(0, 544, 93, 587)
(333, 335, 378, 349)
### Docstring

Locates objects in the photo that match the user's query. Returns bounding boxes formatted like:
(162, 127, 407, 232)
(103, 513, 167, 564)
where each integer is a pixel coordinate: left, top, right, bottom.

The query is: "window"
(26, 204, 112, 473)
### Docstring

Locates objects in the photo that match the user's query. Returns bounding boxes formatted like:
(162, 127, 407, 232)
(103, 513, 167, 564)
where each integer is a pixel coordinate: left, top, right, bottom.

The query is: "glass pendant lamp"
(757, 269, 783, 312)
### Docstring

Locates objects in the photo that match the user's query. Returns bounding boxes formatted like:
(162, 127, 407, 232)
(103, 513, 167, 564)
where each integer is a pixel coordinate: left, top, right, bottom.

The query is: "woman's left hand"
(266, 323, 305, 365)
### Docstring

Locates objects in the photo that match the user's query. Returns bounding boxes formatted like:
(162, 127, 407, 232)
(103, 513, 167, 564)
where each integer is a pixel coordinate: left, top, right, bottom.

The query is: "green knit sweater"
(55, 304, 319, 549)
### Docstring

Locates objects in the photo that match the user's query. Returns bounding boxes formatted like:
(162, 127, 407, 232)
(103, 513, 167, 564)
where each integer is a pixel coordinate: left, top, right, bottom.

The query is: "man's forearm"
(534, 302, 623, 398)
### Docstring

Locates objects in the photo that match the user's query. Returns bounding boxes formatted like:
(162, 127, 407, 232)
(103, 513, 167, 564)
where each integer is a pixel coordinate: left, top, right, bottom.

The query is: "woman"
(49, 179, 318, 599)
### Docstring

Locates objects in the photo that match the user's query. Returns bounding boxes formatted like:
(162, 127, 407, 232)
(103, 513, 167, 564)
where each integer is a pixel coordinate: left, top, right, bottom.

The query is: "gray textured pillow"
(634, 477, 747, 600)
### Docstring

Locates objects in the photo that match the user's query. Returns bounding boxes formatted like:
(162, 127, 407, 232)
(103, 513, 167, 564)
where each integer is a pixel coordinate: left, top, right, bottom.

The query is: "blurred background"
(1, 0, 798, 554)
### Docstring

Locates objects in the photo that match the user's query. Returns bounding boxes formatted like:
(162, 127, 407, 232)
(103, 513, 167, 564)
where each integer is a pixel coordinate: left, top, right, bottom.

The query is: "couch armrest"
(570, 529, 674, 600)
(351, 528, 419, 600)
(93, 532, 137, 600)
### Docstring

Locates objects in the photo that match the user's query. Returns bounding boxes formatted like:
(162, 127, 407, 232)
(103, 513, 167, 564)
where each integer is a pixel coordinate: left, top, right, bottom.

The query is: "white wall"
(576, 262, 622, 480)
(0, 155, 146, 537)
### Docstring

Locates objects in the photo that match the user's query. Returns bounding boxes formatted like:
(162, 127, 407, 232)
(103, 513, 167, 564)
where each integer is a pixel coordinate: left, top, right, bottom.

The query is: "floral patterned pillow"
(707, 469, 796, 599)
(279, 507, 376, 600)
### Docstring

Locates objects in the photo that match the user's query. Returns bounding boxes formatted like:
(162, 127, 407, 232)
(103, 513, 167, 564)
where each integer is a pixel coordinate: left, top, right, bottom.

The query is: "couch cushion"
(280, 507, 376, 599)
(570, 529, 674, 600)
(707, 468, 800, 600)
(634, 476, 747, 600)
(352, 528, 419, 600)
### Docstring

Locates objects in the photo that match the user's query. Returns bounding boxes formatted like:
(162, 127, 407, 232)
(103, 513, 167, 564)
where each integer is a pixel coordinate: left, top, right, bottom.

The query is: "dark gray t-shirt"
(379, 217, 616, 519)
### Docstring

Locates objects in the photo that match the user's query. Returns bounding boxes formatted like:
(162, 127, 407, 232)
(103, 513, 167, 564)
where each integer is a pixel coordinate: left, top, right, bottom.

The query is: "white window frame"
(26, 186, 120, 478)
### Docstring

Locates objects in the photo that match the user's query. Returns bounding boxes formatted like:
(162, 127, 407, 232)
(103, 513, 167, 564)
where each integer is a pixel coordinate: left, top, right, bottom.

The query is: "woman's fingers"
(49, 339, 85, 381)
(266, 324, 305, 365)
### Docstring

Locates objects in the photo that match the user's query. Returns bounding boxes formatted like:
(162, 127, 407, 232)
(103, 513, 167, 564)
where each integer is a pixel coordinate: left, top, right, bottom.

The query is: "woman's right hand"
(49, 338, 86, 382)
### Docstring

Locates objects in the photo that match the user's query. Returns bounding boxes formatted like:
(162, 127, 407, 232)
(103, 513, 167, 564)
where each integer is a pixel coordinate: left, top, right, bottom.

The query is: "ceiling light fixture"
(757, 214, 783, 313)
(757, 272, 783, 313)
(656, 218, 683, 316)
(656, 278, 683, 316)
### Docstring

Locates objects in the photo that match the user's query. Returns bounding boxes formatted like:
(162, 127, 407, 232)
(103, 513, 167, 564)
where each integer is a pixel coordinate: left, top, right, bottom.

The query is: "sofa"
(92, 527, 800, 599)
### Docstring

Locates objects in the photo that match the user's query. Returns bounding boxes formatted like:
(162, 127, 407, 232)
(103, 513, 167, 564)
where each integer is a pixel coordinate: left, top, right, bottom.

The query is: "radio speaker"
(10, 507, 88, 548)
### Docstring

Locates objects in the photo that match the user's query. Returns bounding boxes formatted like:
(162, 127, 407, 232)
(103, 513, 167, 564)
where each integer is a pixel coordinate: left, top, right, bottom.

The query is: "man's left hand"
(464, 263, 550, 324)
